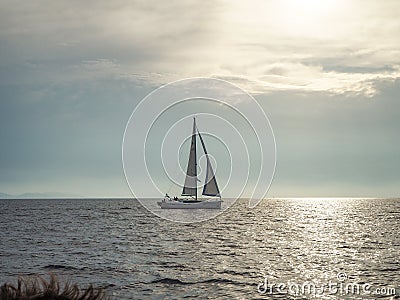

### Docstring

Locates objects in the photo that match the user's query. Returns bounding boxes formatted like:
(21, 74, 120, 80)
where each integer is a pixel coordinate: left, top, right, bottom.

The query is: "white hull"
(157, 200, 222, 209)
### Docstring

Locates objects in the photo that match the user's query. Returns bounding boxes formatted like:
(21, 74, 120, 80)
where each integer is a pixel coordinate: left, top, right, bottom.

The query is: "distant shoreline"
(0, 197, 135, 200)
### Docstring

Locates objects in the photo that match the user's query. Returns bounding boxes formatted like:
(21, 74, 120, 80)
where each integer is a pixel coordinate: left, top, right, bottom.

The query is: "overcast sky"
(0, 0, 399, 197)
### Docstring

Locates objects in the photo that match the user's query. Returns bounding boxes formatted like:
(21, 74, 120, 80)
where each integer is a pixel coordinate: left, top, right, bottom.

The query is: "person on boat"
(174, 196, 178, 201)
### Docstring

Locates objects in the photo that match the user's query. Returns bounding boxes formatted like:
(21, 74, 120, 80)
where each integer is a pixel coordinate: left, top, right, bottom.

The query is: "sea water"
(1, 198, 399, 299)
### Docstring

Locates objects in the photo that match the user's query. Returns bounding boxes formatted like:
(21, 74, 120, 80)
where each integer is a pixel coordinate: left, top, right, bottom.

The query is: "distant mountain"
(0, 192, 12, 199)
(0, 192, 80, 199)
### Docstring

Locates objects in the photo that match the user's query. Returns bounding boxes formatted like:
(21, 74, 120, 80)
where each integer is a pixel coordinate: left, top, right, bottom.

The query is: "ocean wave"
(148, 277, 241, 285)
(43, 264, 84, 271)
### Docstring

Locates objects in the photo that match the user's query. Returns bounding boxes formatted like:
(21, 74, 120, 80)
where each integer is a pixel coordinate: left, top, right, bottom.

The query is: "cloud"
(1, 0, 400, 97)
(213, 64, 400, 97)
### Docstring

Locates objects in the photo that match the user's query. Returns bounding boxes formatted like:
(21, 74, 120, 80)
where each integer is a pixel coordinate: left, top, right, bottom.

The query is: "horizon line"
(1, 196, 399, 200)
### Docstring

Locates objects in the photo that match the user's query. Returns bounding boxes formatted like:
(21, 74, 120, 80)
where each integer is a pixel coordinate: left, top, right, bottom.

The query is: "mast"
(195, 118, 197, 201)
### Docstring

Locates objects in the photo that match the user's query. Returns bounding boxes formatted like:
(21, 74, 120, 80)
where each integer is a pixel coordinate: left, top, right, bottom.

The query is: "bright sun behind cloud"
(225, 0, 346, 39)
(283, 0, 338, 15)
(278, 0, 344, 37)
(213, 0, 400, 96)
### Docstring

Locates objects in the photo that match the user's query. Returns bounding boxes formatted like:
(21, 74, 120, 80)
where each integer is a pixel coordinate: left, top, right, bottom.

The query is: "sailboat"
(157, 117, 222, 209)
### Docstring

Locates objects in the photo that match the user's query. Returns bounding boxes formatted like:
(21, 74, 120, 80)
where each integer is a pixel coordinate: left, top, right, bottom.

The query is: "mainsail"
(198, 130, 221, 197)
(182, 118, 197, 197)
(181, 117, 220, 199)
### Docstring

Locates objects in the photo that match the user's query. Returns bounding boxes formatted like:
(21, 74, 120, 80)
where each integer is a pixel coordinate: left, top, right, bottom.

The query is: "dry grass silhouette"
(0, 275, 109, 300)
